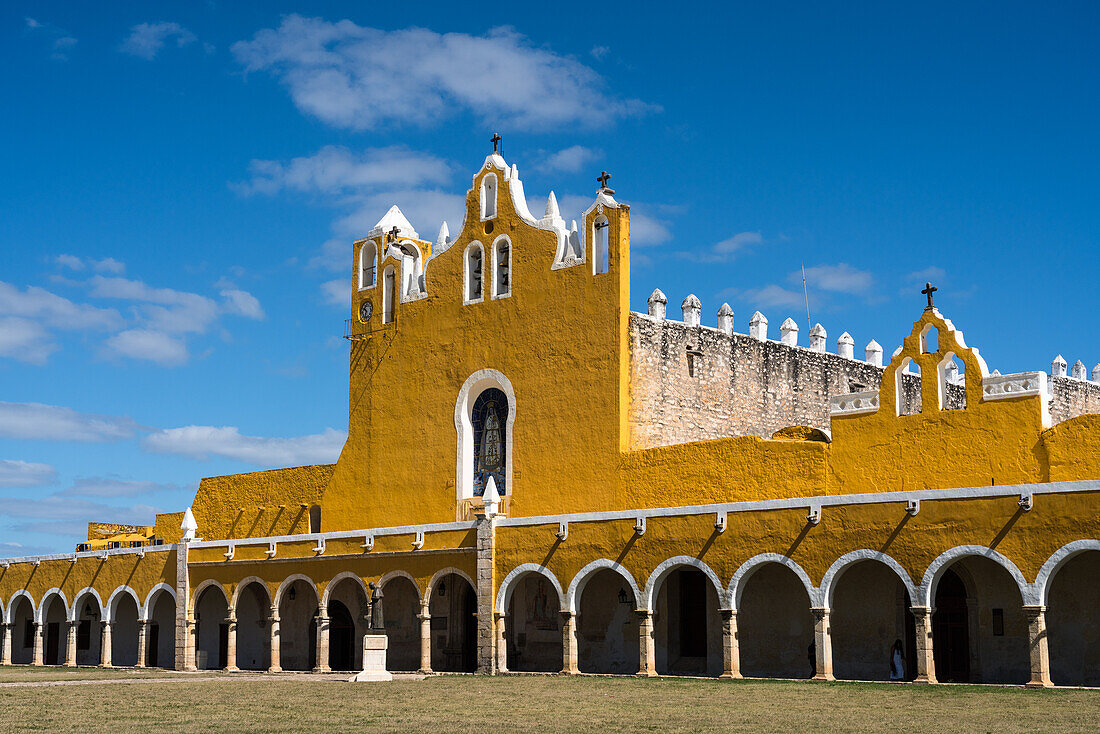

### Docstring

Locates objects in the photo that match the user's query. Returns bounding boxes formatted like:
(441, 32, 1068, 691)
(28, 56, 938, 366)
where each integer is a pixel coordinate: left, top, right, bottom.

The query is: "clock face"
(359, 300, 373, 322)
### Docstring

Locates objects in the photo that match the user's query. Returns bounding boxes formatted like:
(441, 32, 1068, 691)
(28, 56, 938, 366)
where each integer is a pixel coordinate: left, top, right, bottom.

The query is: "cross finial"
(388, 225, 400, 243)
(491, 132, 502, 154)
(921, 282, 938, 309)
(597, 171, 611, 189)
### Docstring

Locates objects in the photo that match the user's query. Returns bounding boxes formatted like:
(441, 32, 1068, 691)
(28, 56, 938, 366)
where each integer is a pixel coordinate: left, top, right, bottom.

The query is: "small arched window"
(939, 354, 966, 410)
(481, 174, 497, 219)
(493, 239, 511, 298)
(382, 265, 396, 323)
(593, 215, 609, 275)
(309, 505, 321, 534)
(359, 242, 377, 290)
(472, 388, 508, 496)
(896, 358, 922, 416)
(465, 244, 484, 303)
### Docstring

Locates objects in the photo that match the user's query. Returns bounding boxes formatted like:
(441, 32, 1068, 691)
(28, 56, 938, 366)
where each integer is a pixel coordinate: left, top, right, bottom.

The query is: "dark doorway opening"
(933, 569, 970, 682)
(328, 601, 355, 671)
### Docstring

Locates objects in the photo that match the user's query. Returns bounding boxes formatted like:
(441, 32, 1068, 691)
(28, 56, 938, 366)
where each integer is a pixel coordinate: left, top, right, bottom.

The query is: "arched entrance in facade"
(381, 575, 420, 671)
(831, 561, 916, 681)
(1046, 550, 1100, 686)
(325, 575, 368, 671)
(72, 592, 103, 666)
(40, 593, 67, 665)
(277, 578, 319, 671)
(505, 572, 562, 672)
(577, 568, 639, 674)
(146, 589, 175, 668)
(429, 573, 476, 672)
(110, 592, 140, 667)
(932, 558, 1028, 684)
(235, 581, 272, 671)
(327, 601, 356, 672)
(194, 584, 229, 670)
(739, 564, 814, 679)
(653, 567, 721, 677)
(10, 596, 35, 664)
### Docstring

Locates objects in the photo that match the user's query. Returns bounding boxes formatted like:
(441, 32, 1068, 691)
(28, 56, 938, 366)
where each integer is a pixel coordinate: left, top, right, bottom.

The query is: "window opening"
(472, 388, 507, 496)
(360, 242, 377, 289)
(382, 266, 395, 323)
(495, 241, 510, 297)
(467, 246, 483, 301)
(593, 215, 609, 274)
(481, 174, 497, 219)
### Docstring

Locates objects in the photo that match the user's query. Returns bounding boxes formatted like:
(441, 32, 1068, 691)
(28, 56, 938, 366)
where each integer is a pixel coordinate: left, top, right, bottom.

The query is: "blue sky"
(3, 2, 1099, 555)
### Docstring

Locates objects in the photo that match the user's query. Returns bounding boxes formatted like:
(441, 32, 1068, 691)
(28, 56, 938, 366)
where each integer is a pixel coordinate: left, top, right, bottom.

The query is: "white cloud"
(55, 255, 125, 274)
(795, 263, 874, 295)
(55, 254, 83, 270)
(591, 45, 610, 61)
(143, 425, 347, 466)
(535, 145, 603, 174)
(0, 281, 123, 331)
(0, 402, 138, 442)
(120, 22, 197, 60)
(58, 476, 183, 499)
(0, 460, 57, 488)
(724, 284, 807, 310)
(232, 16, 655, 130)
(0, 496, 160, 527)
(684, 231, 763, 262)
(105, 329, 190, 366)
(25, 17, 77, 61)
(320, 279, 349, 308)
(220, 289, 265, 320)
(0, 317, 56, 364)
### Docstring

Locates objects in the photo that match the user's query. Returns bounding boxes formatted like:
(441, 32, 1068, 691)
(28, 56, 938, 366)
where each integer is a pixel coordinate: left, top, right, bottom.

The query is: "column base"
(418, 667, 433, 675)
(911, 676, 936, 685)
(812, 673, 835, 682)
(718, 672, 742, 680)
(561, 667, 580, 676)
(635, 671, 657, 678)
(225, 665, 239, 672)
(313, 665, 331, 673)
(268, 666, 282, 673)
(1025, 680, 1053, 689)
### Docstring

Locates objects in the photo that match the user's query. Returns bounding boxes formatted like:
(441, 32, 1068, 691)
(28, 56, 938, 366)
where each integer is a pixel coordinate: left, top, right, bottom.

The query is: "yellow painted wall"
(190, 465, 333, 542)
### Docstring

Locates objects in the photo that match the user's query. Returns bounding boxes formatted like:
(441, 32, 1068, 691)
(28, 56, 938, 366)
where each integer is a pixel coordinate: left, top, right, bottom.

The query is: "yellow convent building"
(2, 147, 1099, 687)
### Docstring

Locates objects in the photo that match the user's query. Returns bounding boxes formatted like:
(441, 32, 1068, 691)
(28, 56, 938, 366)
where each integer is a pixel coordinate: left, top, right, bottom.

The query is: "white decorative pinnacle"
(435, 221, 450, 246)
(540, 191, 565, 229)
(809, 323, 827, 353)
(717, 303, 734, 336)
(865, 339, 883, 367)
(780, 317, 799, 347)
(944, 360, 960, 384)
(483, 476, 501, 517)
(367, 205, 419, 240)
(681, 294, 702, 327)
(1052, 354, 1067, 378)
(181, 507, 198, 541)
(837, 332, 855, 359)
(1094, 364, 1100, 383)
(1072, 360, 1087, 380)
(647, 289, 668, 320)
(991, 369, 1002, 377)
(748, 311, 768, 341)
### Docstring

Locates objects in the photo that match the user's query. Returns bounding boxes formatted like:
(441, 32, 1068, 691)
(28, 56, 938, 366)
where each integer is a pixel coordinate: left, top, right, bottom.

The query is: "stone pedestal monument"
(350, 581, 393, 682)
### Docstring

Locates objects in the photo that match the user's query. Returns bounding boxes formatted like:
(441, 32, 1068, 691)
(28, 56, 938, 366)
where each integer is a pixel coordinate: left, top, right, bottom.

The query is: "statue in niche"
(472, 388, 507, 496)
(368, 582, 384, 631)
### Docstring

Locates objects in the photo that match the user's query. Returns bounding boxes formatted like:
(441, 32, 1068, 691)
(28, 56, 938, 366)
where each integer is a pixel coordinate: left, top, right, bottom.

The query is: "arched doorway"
(1046, 550, 1100, 686)
(40, 594, 67, 666)
(577, 569, 638, 674)
(932, 558, 1028, 684)
(194, 585, 229, 670)
(381, 576, 420, 671)
(739, 564, 814, 679)
(653, 567, 721, 677)
(72, 593, 103, 667)
(831, 561, 916, 681)
(277, 579, 319, 671)
(146, 590, 175, 668)
(325, 576, 368, 671)
(429, 573, 476, 672)
(10, 596, 35, 664)
(505, 573, 562, 672)
(111, 593, 140, 667)
(235, 582, 271, 671)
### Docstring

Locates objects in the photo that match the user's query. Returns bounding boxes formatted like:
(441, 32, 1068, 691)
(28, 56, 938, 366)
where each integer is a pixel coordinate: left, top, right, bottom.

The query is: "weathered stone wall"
(1050, 377, 1100, 426)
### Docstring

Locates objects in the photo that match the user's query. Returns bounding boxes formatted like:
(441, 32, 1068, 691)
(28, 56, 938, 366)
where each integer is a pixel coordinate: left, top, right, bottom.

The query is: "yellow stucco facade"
(1, 148, 1098, 686)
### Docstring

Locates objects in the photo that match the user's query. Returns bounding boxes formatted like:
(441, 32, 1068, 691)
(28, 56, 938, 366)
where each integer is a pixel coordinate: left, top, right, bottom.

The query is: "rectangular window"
(992, 608, 1004, 636)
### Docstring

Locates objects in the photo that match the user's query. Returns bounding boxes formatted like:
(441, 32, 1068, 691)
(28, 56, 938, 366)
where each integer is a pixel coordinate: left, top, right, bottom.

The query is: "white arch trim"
(70, 587, 106, 623)
(643, 555, 727, 611)
(728, 553, 817, 610)
(454, 368, 516, 508)
(426, 567, 477, 606)
(378, 570, 423, 605)
(496, 563, 565, 614)
(37, 588, 70, 625)
(190, 579, 229, 615)
(104, 586, 141, 624)
(565, 559, 643, 614)
(919, 545, 1034, 607)
(818, 550, 918, 609)
(142, 583, 177, 622)
(230, 576, 273, 610)
(1035, 539, 1100, 606)
(5, 590, 34, 625)
(321, 571, 370, 609)
(273, 574, 321, 609)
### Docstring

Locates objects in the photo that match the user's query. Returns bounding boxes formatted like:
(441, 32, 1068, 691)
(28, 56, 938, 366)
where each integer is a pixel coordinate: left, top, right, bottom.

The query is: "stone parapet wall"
(1050, 376, 1100, 426)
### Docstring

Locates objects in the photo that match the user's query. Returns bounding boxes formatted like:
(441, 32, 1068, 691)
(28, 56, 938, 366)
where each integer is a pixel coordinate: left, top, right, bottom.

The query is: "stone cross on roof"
(922, 282, 938, 309)
(597, 170, 615, 195)
(491, 132, 502, 153)
(388, 225, 400, 243)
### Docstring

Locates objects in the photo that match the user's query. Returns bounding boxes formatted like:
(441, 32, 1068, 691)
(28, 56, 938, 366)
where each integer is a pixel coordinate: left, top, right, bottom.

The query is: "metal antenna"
(801, 262, 812, 332)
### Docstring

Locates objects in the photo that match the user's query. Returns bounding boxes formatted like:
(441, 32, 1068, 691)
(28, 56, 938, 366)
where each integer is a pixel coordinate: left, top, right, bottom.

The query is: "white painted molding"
(69, 587, 106, 623)
(104, 586, 140, 624)
(728, 553, 817, 610)
(322, 571, 371, 609)
(565, 559, 643, 613)
(4, 590, 34, 625)
(377, 569, 422, 605)
(273, 574, 320, 608)
(141, 583, 177, 622)
(817, 550, 918, 609)
(230, 576, 272, 610)
(1033, 539, 1100, 606)
(982, 371, 1047, 400)
(829, 390, 880, 417)
(36, 588, 69, 625)
(643, 556, 728, 611)
(495, 563, 566, 614)
(426, 566, 477, 605)
(918, 545, 1033, 607)
(454, 368, 516, 514)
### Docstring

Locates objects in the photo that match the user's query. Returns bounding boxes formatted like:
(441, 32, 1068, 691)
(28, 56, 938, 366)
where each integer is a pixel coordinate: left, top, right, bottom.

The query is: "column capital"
(908, 605, 933, 617)
(417, 613, 430, 622)
(494, 611, 506, 621)
(137, 618, 149, 628)
(810, 606, 831, 619)
(718, 608, 739, 619)
(558, 609, 576, 620)
(1022, 604, 1047, 616)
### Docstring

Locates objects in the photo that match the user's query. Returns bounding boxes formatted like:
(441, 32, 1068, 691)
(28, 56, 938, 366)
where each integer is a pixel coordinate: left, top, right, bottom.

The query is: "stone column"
(174, 539, 194, 671)
(494, 612, 508, 673)
(268, 607, 282, 672)
(1023, 605, 1053, 688)
(719, 609, 742, 679)
(0, 623, 10, 666)
(560, 611, 579, 675)
(637, 610, 657, 677)
(313, 614, 331, 673)
(811, 607, 834, 681)
(30, 623, 43, 666)
(184, 618, 197, 671)
(99, 622, 113, 667)
(418, 601, 432, 674)
(63, 621, 76, 667)
(910, 606, 936, 684)
(475, 513, 498, 674)
(135, 619, 148, 668)
(225, 614, 238, 671)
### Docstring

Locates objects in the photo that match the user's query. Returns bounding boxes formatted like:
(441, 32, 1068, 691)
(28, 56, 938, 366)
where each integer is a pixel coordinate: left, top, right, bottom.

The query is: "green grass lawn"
(0, 668, 1096, 733)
